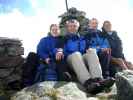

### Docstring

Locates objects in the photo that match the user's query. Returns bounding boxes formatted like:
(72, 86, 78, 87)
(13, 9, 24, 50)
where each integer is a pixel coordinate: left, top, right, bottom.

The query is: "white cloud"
(0, 8, 51, 56)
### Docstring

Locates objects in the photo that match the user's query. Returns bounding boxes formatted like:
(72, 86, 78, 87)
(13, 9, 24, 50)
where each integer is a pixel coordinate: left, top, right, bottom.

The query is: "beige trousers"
(67, 50, 103, 84)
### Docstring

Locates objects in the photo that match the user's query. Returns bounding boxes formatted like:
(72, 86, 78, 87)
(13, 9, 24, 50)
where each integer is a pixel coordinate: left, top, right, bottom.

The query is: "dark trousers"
(98, 52, 111, 78)
(22, 52, 39, 87)
(56, 60, 77, 82)
(109, 62, 122, 78)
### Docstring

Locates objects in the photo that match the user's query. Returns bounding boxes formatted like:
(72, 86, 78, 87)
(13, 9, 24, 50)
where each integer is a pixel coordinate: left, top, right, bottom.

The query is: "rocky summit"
(11, 81, 117, 100)
(116, 70, 133, 100)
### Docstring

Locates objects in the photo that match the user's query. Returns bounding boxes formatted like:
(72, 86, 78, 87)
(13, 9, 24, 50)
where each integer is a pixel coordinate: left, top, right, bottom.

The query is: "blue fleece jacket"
(85, 29, 110, 53)
(63, 33, 86, 57)
(37, 35, 60, 61)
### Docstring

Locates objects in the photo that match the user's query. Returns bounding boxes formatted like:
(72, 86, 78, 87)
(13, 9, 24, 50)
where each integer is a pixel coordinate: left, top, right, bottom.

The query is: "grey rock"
(116, 70, 133, 100)
(4, 74, 22, 84)
(0, 37, 24, 91)
(0, 46, 5, 55)
(7, 46, 24, 56)
(0, 56, 24, 68)
(0, 37, 23, 56)
(0, 56, 24, 82)
(0, 68, 15, 78)
(0, 37, 22, 46)
(11, 82, 99, 100)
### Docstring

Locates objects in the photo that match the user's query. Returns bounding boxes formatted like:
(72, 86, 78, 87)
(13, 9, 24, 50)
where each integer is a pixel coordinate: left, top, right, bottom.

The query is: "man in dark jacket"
(85, 18, 112, 79)
(102, 21, 133, 77)
(55, 19, 115, 94)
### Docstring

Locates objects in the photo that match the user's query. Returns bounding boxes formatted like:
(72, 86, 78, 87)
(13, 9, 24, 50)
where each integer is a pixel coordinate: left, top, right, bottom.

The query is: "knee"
(68, 51, 82, 58)
(72, 51, 81, 55)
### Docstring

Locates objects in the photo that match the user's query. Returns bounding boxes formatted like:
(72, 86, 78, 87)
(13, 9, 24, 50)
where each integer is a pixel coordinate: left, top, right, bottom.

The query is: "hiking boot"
(94, 77, 115, 89)
(63, 72, 72, 81)
(84, 79, 105, 95)
(99, 77, 115, 89)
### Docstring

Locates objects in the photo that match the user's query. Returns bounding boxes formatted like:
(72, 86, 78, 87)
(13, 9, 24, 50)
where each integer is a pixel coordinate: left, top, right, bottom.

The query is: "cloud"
(0, 0, 34, 15)
(0, 8, 50, 56)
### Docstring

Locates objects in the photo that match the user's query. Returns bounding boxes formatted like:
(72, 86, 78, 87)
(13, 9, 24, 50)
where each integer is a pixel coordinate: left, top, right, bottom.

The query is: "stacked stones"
(0, 37, 24, 88)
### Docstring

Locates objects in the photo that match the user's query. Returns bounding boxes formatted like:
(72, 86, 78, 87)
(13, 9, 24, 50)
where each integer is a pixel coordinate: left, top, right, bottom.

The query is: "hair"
(102, 20, 112, 35)
(50, 24, 59, 31)
(103, 20, 111, 26)
(65, 19, 80, 27)
(89, 18, 98, 24)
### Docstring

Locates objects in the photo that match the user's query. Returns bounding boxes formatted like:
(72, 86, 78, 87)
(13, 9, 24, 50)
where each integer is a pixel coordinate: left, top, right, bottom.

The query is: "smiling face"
(89, 18, 98, 30)
(66, 20, 80, 34)
(50, 24, 60, 37)
(103, 21, 112, 32)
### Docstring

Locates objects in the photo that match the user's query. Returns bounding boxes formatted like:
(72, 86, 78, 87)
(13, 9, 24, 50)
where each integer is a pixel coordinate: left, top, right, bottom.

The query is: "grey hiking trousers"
(67, 49, 103, 84)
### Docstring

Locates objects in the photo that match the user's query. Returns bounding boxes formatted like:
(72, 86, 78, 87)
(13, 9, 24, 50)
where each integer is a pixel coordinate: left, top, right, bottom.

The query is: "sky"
(0, 0, 133, 62)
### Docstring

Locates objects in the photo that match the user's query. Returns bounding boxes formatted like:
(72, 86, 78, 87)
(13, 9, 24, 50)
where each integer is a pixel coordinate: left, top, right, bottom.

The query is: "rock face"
(11, 81, 118, 100)
(0, 37, 24, 89)
(11, 82, 99, 100)
(116, 70, 133, 100)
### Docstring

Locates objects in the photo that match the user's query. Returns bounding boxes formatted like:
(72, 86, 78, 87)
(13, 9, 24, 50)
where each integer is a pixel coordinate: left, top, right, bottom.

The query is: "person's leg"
(34, 63, 46, 83)
(67, 52, 103, 94)
(84, 50, 115, 92)
(98, 52, 111, 78)
(22, 52, 39, 87)
(83, 49, 103, 79)
(109, 63, 117, 78)
(67, 52, 91, 84)
(56, 60, 73, 81)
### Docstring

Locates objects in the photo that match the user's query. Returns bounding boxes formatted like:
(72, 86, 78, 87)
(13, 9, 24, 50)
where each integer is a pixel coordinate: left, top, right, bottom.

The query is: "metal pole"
(65, 0, 69, 11)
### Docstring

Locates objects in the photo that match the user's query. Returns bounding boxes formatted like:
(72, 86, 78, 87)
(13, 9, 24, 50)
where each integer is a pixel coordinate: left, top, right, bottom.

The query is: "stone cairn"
(0, 37, 24, 90)
(59, 7, 89, 35)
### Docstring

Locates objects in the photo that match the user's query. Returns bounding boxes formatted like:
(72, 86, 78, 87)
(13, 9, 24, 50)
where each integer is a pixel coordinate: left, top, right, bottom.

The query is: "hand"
(124, 61, 133, 70)
(45, 58, 50, 64)
(56, 52, 64, 61)
(114, 58, 127, 70)
(101, 48, 111, 54)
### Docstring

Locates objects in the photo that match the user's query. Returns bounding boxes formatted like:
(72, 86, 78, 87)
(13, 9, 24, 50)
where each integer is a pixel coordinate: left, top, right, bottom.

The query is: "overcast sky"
(0, 0, 133, 62)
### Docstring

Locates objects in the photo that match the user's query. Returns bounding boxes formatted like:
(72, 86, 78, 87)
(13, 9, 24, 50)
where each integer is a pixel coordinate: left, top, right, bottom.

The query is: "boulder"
(11, 82, 99, 100)
(116, 70, 133, 100)
(0, 37, 24, 91)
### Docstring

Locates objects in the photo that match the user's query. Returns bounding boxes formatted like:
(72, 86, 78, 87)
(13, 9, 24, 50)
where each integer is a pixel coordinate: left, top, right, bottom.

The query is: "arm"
(100, 38, 111, 54)
(114, 32, 125, 59)
(37, 38, 50, 63)
(54, 36, 66, 61)
(111, 57, 127, 69)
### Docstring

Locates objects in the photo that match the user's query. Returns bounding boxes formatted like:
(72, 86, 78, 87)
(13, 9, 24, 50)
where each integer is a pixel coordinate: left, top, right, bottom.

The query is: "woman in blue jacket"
(35, 24, 61, 82)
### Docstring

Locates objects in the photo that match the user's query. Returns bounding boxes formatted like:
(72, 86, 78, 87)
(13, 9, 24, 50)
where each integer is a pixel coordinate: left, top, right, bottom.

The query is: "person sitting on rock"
(102, 20, 133, 76)
(85, 18, 113, 79)
(55, 19, 115, 94)
(35, 24, 62, 82)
